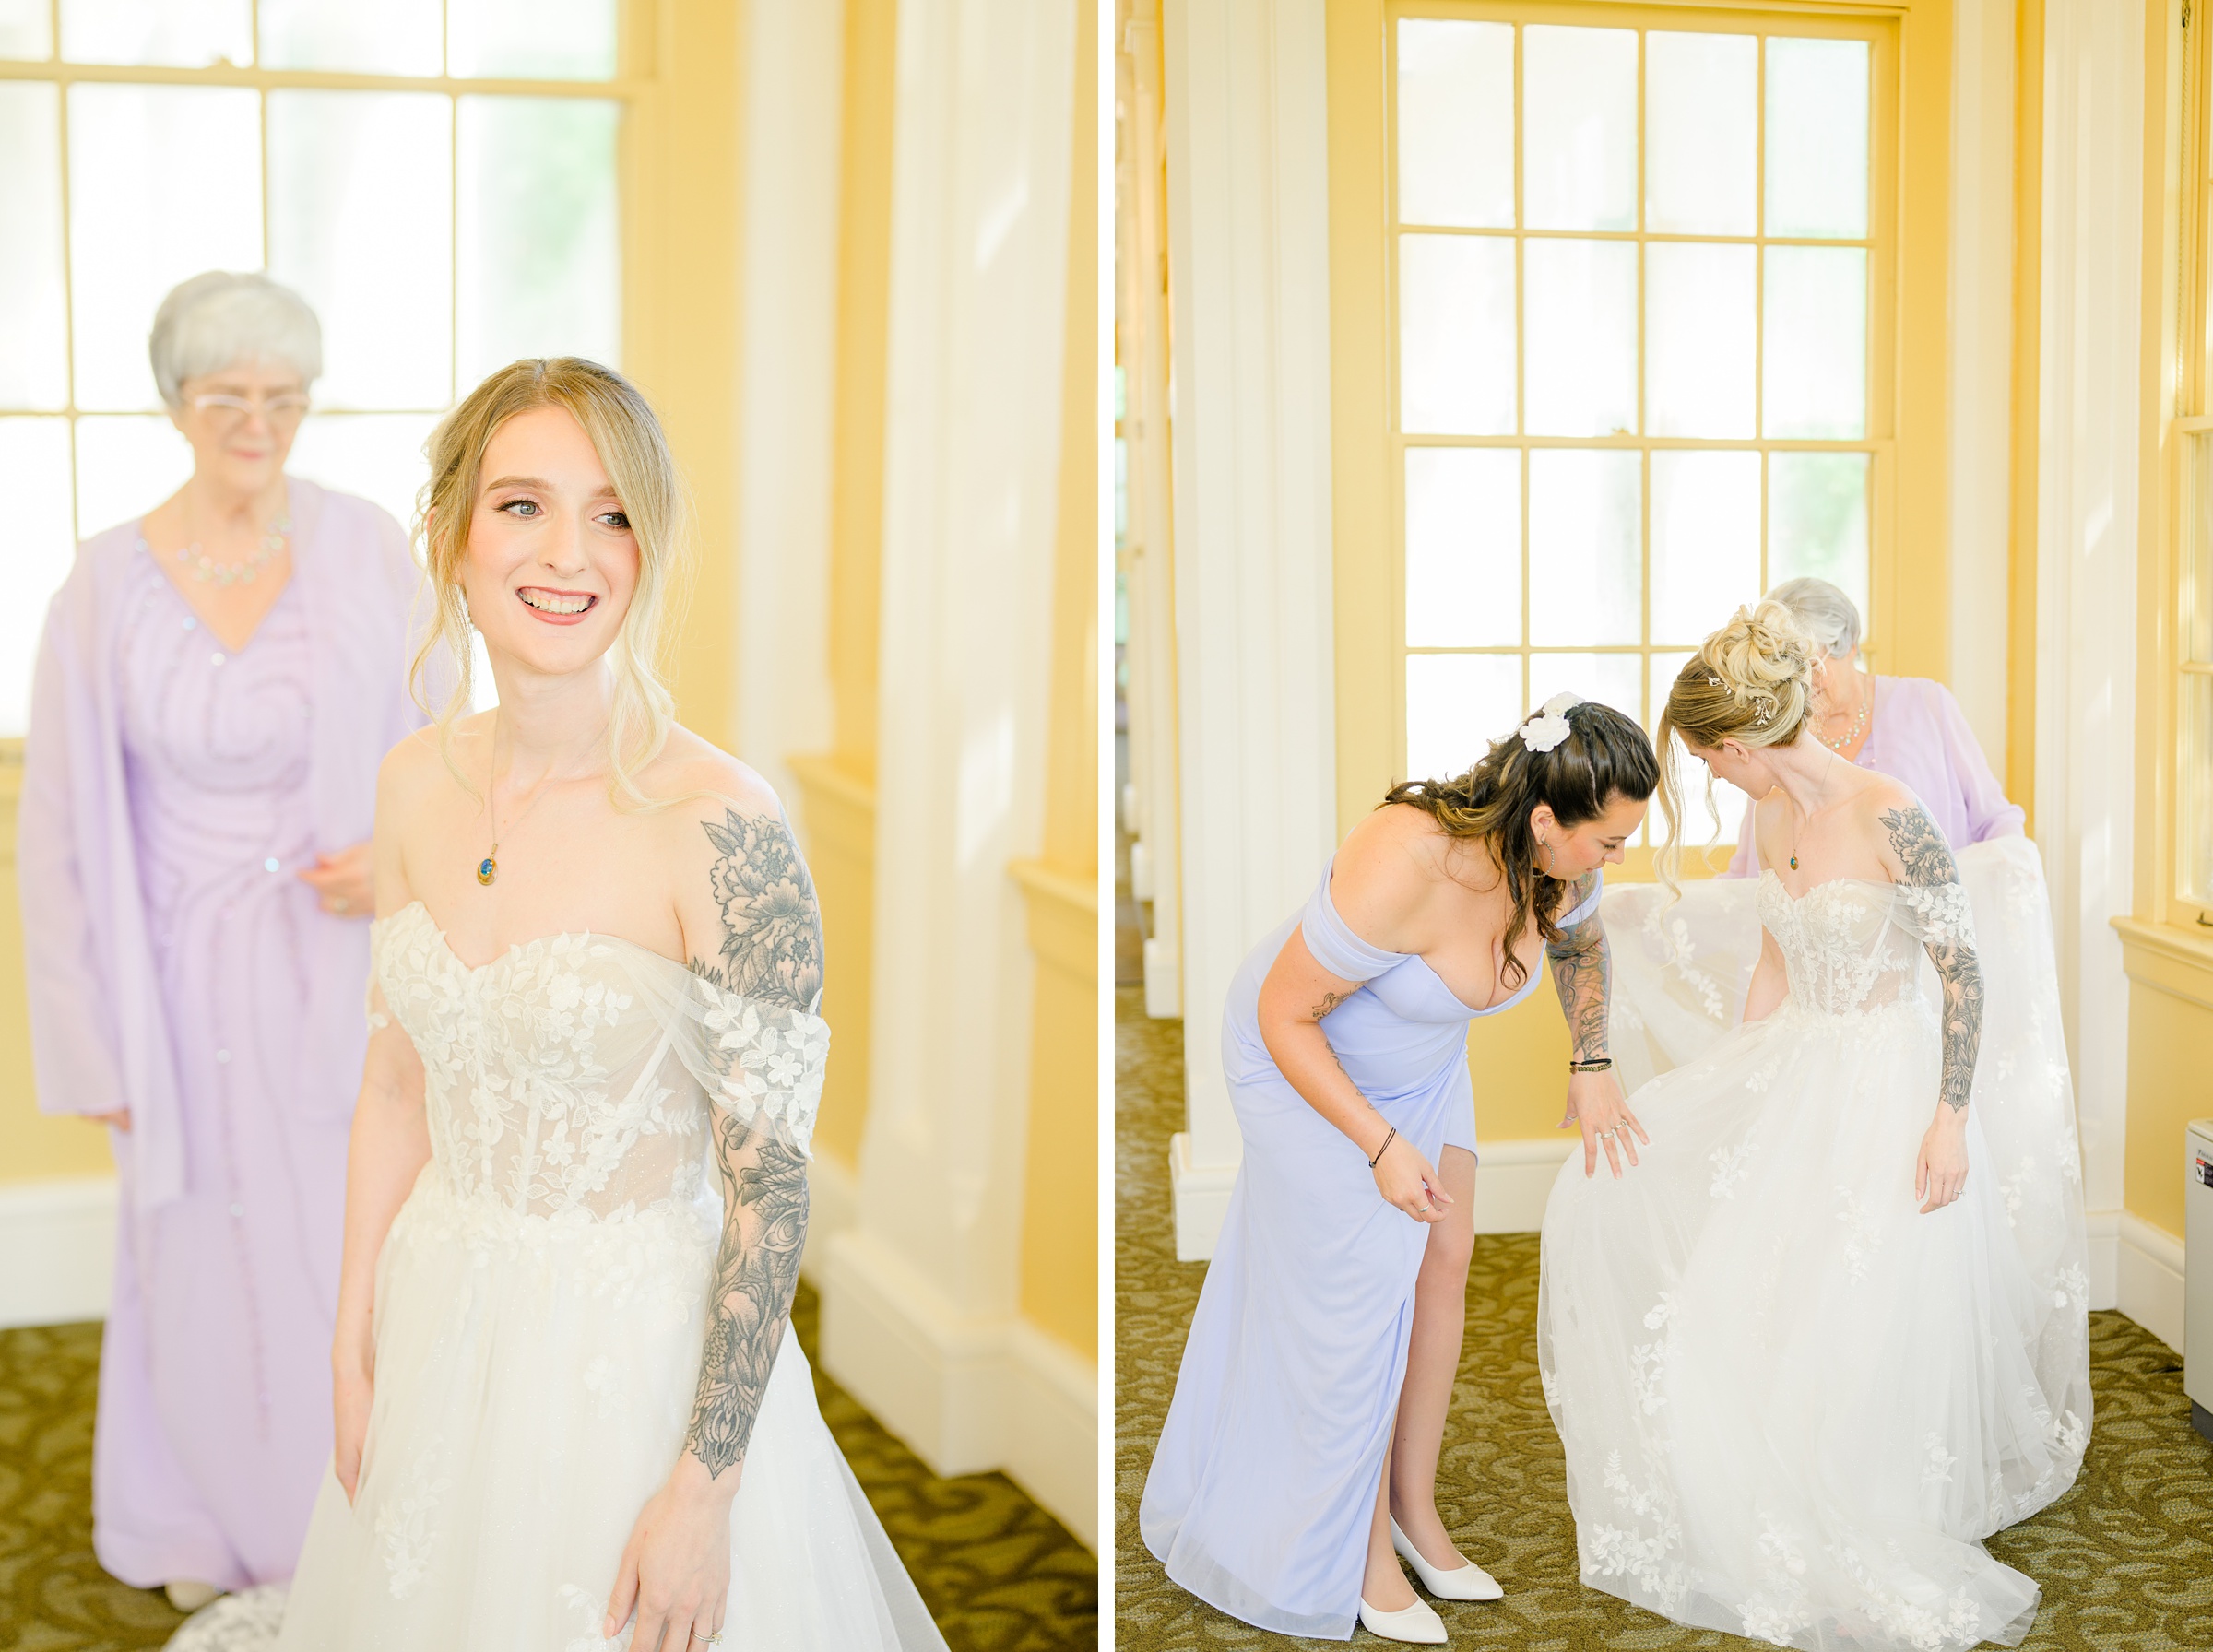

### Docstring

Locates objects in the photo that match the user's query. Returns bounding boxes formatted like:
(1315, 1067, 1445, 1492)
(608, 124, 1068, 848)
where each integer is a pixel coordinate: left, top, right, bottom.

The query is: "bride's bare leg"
(1365, 1405, 1417, 1610)
(1389, 1144, 1478, 1567)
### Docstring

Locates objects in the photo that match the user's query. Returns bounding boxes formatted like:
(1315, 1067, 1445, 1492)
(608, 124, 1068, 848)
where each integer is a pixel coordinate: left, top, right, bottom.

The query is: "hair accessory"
(1517, 691, 1581, 754)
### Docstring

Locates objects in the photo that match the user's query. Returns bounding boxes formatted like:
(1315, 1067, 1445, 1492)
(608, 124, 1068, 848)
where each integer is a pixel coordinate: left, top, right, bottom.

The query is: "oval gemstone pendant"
(477, 856, 497, 886)
(1789, 856, 1799, 870)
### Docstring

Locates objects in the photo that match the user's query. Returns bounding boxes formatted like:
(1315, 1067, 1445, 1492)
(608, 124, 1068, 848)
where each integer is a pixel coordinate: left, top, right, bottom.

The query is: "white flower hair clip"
(1517, 691, 1581, 754)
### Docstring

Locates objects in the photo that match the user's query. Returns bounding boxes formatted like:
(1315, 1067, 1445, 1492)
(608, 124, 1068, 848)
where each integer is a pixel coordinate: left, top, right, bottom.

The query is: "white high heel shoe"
(1357, 1591, 1448, 1644)
(1391, 1516, 1505, 1601)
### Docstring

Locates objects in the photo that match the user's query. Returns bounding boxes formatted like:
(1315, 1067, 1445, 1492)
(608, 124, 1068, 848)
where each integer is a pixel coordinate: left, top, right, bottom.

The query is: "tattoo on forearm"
(1545, 879, 1611, 1062)
(686, 808, 824, 1015)
(1880, 806, 1982, 1115)
(682, 805, 826, 1478)
(686, 1119, 809, 1477)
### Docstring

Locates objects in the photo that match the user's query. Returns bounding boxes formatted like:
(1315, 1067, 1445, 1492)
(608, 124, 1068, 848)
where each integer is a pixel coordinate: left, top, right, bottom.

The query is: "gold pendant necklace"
(1786, 753, 1838, 872)
(478, 728, 553, 887)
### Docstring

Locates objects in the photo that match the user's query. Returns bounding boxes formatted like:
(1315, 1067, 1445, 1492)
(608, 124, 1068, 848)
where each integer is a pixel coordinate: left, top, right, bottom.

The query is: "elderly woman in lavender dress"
(18, 272, 430, 1611)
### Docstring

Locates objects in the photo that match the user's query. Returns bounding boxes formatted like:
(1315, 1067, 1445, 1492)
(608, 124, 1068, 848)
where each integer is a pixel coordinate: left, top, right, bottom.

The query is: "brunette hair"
(409, 357, 692, 808)
(1653, 600, 1819, 891)
(1383, 700, 1657, 990)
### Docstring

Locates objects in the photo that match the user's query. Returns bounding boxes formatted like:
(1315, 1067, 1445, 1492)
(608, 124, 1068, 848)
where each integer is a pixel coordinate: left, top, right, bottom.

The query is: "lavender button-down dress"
(18, 478, 433, 1591)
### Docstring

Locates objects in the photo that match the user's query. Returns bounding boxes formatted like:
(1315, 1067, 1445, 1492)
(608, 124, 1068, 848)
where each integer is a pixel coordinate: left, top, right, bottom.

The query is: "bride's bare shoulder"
(376, 714, 490, 811)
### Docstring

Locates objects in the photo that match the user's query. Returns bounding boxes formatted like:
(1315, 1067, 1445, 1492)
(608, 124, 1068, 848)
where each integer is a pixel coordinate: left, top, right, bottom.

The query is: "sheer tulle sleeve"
(1891, 879, 1979, 952)
(623, 957, 831, 1157)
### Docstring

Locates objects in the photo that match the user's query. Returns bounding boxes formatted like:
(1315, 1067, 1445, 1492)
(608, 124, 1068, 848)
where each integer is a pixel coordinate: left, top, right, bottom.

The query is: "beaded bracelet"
(1568, 1056, 1614, 1074)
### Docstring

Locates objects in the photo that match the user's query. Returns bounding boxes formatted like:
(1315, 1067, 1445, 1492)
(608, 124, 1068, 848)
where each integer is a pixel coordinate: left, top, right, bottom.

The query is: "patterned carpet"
(0, 1281, 1095, 1652)
(1114, 986, 2213, 1650)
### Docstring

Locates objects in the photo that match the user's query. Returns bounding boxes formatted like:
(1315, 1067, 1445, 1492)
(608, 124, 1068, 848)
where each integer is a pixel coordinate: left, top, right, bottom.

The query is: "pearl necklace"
(1817, 674, 1872, 753)
(173, 513, 293, 587)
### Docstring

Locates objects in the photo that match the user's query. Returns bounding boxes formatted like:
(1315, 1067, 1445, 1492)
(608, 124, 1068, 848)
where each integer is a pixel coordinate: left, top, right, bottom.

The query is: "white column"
(1947, 0, 2017, 754)
(1161, 0, 1339, 1261)
(731, 1, 845, 830)
(820, 0, 1079, 1488)
(2032, 0, 2145, 1309)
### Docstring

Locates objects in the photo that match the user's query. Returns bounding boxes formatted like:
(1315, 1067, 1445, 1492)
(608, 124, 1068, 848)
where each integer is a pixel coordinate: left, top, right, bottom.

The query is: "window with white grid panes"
(1391, 6, 1891, 845)
(0, 0, 627, 738)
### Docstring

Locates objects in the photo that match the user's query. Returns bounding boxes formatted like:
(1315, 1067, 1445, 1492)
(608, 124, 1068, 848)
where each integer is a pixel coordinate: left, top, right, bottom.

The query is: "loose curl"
(1653, 600, 1818, 892)
(1383, 701, 1658, 991)
(409, 358, 692, 809)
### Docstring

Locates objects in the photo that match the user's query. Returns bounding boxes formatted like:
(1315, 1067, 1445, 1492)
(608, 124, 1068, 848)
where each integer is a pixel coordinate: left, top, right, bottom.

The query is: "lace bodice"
(1755, 871, 1975, 1019)
(369, 902, 829, 1221)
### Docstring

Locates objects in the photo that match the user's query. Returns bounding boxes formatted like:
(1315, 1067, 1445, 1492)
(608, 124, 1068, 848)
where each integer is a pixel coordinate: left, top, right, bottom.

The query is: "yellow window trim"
(1327, 0, 1953, 850)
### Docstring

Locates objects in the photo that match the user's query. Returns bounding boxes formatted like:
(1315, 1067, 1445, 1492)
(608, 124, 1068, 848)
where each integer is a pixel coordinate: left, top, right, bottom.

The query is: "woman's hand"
(1372, 1131, 1451, 1223)
(1563, 1068, 1648, 1180)
(87, 1108, 130, 1131)
(297, 841, 374, 917)
(332, 1348, 373, 1505)
(602, 1455, 734, 1649)
(1916, 1112, 1970, 1213)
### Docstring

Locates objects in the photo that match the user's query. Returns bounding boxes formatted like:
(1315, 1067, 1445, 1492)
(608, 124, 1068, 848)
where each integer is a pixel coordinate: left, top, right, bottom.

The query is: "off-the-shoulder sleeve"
(1894, 881, 1979, 952)
(1297, 868, 1408, 984)
(624, 959, 830, 1156)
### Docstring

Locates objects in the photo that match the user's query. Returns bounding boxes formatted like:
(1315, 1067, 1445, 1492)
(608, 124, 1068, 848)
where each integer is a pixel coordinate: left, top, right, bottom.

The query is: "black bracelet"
(1568, 1056, 1613, 1073)
(1367, 1126, 1397, 1168)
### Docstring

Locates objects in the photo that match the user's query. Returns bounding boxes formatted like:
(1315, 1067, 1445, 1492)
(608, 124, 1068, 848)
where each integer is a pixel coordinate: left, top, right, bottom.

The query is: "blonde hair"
(409, 358, 692, 808)
(1653, 600, 1818, 891)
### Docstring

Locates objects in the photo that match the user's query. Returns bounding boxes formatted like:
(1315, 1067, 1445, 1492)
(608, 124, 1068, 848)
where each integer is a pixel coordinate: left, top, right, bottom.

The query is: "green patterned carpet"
(1114, 987, 2213, 1650)
(0, 1281, 1095, 1652)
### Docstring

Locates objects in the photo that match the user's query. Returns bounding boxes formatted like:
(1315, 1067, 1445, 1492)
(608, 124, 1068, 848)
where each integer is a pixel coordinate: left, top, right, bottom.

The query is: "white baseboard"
(0, 1175, 116, 1329)
(801, 1150, 860, 1288)
(1472, 1138, 1574, 1234)
(2086, 1208, 2121, 1312)
(820, 1227, 1097, 1549)
(2116, 1210, 2185, 1355)
(1168, 1131, 1235, 1261)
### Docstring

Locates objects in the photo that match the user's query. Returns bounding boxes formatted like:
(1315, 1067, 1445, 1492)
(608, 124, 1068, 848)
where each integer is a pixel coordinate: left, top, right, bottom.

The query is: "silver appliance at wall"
(2189, 1119, 2213, 1441)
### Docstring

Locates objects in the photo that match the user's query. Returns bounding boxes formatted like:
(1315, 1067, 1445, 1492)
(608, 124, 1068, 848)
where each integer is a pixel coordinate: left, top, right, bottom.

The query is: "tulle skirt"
(1538, 993, 2087, 1652)
(170, 1169, 946, 1651)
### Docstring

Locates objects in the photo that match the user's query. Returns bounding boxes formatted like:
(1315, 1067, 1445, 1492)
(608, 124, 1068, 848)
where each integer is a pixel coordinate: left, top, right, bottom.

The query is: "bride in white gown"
(171, 358, 946, 1651)
(1539, 606, 2089, 1652)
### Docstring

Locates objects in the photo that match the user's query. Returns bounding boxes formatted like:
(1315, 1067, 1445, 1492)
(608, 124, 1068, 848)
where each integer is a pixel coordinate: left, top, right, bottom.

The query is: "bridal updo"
(1383, 700, 1657, 991)
(1654, 600, 1819, 887)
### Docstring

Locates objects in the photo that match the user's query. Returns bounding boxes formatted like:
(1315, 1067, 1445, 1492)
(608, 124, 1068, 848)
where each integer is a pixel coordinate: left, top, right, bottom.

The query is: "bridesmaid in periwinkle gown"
(18, 273, 432, 1609)
(1142, 696, 1658, 1643)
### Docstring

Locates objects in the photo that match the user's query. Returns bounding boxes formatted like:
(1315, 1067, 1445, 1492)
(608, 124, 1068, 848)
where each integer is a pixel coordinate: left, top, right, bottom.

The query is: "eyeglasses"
(187, 392, 312, 428)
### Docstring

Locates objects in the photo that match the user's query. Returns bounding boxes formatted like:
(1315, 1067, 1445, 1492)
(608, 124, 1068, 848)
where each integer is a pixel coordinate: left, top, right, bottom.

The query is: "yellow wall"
(788, 0, 900, 1175)
(2119, 952, 2213, 1240)
(1012, 0, 1100, 1361)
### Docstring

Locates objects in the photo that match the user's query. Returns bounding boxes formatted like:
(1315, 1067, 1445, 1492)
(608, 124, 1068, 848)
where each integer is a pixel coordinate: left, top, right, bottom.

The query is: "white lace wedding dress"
(1539, 865, 2090, 1652)
(169, 903, 947, 1651)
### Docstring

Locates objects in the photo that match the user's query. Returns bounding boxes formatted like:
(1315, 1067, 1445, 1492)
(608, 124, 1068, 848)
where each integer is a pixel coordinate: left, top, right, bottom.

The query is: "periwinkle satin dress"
(1141, 858, 1602, 1638)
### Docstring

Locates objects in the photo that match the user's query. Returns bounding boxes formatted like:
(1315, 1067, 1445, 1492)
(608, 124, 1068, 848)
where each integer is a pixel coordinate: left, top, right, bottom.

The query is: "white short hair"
(1763, 575, 1862, 658)
(148, 270, 323, 408)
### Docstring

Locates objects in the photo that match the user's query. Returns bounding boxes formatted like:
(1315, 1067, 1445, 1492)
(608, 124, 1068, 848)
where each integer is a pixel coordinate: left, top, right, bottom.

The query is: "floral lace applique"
(1835, 1185, 1882, 1285)
(373, 1438, 454, 1601)
(1584, 1450, 1689, 1611)
(1898, 881, 1976, 950)
(1710, 1139, 1758, 1199)
(1919, 1433, 1959, 1491)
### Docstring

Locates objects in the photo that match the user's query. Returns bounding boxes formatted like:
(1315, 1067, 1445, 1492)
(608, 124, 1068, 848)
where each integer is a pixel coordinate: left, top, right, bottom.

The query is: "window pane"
(1646, 242, 1754, 437)
(1766, 36, 1869, 239)
(1523, 238, 1636, 437)
(0, 84, 68, 408)
(2185, 430, 2213, 664)
(1651, 652, 1751, 845)
(1646, 31, 1756, 236)
(1529, 449, 1639, 645)
(1524, 26, 1637, 231)
(449, 0, 618, 81)
(1769, 451, 1869, 618)
(0, 419, 77, 737)
(1396, 18, 1513, 230)
(286, 412, 440, 539)
(69, 83, 262, 410)
(0, 0, 52, 58)
(1652, 450, 1760, 644)
(1530, 652, 1640, 729)
(74, 413, 191, 538)
(2182, 673, 2213, 905)
(259, 0, 441, 75)
(60, 0, 250, 65)
(457, 96, 621, 386)
(269, 90, 453, 409)
(1399, 234, 1515, 436)
(1405, 448, 1520, 647)
(1763, 245, 1866, 439)
(1407, 653, 1521, 784)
